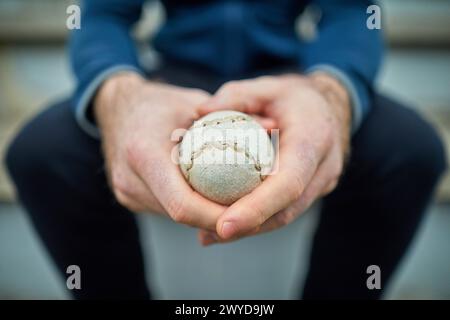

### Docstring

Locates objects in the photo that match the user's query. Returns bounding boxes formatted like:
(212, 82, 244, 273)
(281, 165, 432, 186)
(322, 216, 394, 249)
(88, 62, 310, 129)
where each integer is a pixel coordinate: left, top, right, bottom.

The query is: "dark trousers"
(5, 66, 447, 299)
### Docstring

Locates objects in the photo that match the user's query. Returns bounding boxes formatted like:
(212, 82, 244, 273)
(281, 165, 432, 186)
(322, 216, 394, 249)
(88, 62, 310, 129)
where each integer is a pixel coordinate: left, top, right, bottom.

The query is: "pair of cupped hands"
(94, 71, 351, 246)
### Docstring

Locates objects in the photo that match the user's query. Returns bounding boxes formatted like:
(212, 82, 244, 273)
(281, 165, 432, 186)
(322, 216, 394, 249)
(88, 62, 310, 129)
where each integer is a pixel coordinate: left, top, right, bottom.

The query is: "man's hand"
(198, 73, 352, 245)
(95, 72, 226, 231)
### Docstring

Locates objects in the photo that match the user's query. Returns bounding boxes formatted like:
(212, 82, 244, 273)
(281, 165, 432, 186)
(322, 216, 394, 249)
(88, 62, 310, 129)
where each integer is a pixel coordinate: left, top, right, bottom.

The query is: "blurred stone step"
(382, 0, 450, 47)
(419, 109, 450, 203)
(1, 0, 449, 47)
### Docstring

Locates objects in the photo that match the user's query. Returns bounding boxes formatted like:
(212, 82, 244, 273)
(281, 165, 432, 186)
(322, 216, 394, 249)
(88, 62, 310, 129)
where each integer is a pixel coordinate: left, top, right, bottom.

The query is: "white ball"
(179, 110, 274, 205)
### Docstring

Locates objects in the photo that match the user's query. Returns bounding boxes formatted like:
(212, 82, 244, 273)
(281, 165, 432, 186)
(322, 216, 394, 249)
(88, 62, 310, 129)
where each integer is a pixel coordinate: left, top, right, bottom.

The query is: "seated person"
(5, 0, 447, 299)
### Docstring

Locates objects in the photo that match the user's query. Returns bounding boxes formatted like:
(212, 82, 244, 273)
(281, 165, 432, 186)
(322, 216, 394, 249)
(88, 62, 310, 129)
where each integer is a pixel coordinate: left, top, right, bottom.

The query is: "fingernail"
(221, 221, 236, 239)
(203, 233, 217, 243)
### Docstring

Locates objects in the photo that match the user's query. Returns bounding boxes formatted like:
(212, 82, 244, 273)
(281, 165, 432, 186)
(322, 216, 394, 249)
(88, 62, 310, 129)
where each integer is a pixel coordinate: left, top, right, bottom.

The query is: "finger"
(183, 88, 211, 103)
(204, 149, 341, 244)
(110, 164, 165, 213)
(251, 115, 277, 130)
(255, 150, 342, 234)
(125, 166, 166, 213)
(199, 94, 260, 116)
(199, 226, 260, 246)
(132, 150, 226, 231)
(322, 178, 339, 196)
(215, 140, 320, 240)
(198, 77, 281, 115)
(198, 230, 221, 246)
(114, 189, 147, 212)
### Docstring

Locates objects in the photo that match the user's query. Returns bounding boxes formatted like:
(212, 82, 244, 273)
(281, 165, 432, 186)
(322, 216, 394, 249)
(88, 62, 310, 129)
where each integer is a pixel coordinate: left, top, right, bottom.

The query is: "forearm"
(94, 72, 145, 135)
(307, 72, 352, 160)
(301, 0, 384, 132)
(69, 0, 144, 137)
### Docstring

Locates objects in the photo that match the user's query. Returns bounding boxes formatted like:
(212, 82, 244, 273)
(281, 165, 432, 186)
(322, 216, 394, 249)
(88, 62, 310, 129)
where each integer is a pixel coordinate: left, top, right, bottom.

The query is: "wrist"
(308, 72, 351, 124)
(94, 71, 146, 125)
(95, 71, 145, 107)
(307, 72, 352, 158)
(308, 72, 350, 111)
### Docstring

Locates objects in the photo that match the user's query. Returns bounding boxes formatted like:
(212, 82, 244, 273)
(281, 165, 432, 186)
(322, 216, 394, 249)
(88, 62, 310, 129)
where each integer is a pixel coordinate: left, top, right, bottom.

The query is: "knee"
(5, 120, 52, 190)
(5, 100, 107, 211)
(4, 101, 76, 192)
(420, 130, 447, 180)
(401, 116, 447, 182)
(354, 97, 447, 185)
(6, 127, 31, 184)
(386, 110, 447, 185)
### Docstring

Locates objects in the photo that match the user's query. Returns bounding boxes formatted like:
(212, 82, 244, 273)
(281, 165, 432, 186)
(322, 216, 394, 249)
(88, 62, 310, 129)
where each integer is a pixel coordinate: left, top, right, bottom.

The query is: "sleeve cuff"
(74, 65, 144, 139)
(306, 64, 364, 134)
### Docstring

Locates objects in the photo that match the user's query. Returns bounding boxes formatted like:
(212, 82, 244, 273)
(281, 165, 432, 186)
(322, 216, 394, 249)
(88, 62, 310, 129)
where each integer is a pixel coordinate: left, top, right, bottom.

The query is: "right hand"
(94, 71, 226, 231)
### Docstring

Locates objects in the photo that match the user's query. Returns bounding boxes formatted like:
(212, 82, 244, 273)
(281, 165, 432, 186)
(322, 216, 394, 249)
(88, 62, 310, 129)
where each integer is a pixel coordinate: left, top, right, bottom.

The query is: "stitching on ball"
(184, 141, 264, 182)
(191, 115, 251, 129)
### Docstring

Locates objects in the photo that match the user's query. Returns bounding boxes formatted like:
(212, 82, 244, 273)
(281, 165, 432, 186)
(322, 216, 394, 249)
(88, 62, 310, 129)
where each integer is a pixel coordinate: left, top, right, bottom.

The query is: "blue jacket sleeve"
(69, 0, 145, 138)
(300, 0, 384, 132)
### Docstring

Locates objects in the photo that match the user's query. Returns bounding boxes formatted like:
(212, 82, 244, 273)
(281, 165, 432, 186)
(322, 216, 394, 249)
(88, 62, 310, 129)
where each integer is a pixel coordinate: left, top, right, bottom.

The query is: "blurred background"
(0, 0, 449, 299)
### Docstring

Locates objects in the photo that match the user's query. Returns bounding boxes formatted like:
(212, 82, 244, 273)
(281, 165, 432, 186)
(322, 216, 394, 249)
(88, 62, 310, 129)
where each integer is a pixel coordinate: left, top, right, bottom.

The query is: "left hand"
(197, 73, 352, 245)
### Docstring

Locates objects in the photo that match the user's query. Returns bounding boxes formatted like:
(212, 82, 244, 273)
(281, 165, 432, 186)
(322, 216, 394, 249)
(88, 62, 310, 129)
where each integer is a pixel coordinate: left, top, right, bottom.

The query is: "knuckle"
(148, 158, 170, 186)
(220, 81, 241, 95)
(195, 88, 209, 97)
(275, 210, 295, 226)
(111, 169, 131, 196)
(324, 179, 339, 195)
(326, 155, 344, 181)
(296, 142, 317, 171)
(320, 124, 334, 150)
(188, 88, 209, 101)
(114, 189, 132, 208)
(331, 160, 344, 179)
(251, 203, 266, 227)
(256, 75, 274, 84)
(125, 139, 146, 168)
(288, 180, 303, 202)
(167, 193, 188, 224)
(288, 168, 306, 202)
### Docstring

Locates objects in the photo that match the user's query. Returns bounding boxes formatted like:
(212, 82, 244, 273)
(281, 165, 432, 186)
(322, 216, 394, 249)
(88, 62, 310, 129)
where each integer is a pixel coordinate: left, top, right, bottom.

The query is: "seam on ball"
(191, 115, 252, 129)
(184, 141, 265, 182)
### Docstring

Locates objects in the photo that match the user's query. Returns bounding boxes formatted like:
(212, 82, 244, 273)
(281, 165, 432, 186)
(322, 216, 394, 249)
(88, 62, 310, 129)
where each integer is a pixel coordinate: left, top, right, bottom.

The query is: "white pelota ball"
(179, 110, 274, 205)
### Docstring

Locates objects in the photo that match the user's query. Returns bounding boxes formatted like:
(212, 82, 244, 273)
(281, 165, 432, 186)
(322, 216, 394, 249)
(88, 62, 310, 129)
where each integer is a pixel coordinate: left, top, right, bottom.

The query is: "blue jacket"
(70, 0, 384, 137)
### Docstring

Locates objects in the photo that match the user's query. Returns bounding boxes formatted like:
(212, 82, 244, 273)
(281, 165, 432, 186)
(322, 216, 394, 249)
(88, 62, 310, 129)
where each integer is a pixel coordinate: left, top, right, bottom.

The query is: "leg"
(302, 95, 447, 299)
(5, 100, 150, 299)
